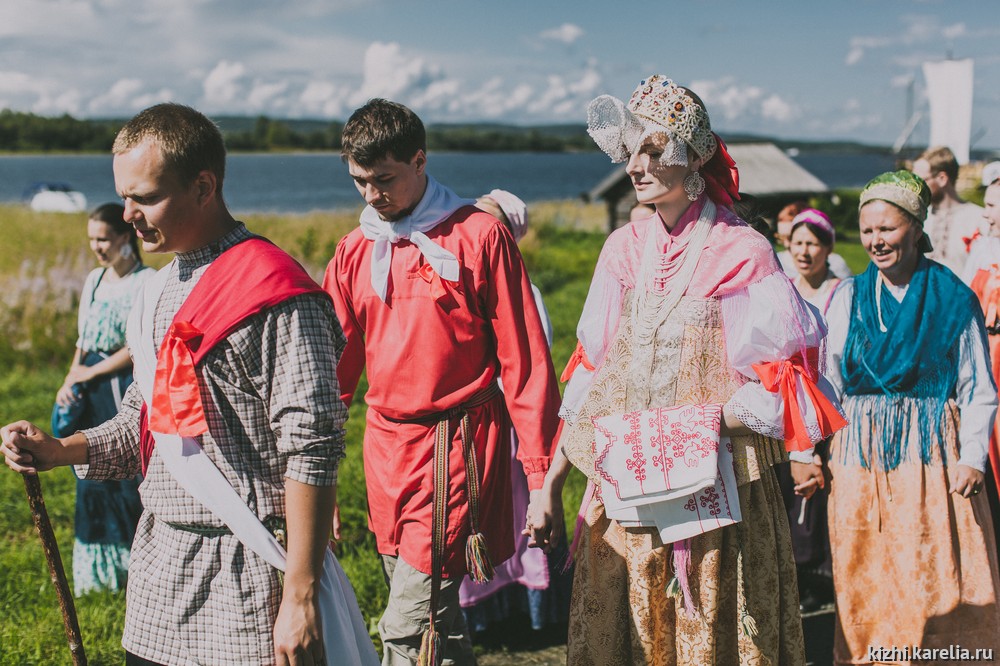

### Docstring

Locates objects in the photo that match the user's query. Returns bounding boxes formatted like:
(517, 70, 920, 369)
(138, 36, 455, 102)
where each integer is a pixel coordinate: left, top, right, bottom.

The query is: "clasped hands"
(790, 454, 825, 499)
(523, 484, 564, 553)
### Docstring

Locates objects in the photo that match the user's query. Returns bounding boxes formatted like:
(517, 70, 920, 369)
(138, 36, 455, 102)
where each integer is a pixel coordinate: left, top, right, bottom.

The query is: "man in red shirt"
(324, 98, 562, 664)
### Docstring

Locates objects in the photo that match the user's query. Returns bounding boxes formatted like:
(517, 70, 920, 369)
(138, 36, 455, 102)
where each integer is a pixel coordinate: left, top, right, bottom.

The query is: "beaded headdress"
(587, 74, 717, 167)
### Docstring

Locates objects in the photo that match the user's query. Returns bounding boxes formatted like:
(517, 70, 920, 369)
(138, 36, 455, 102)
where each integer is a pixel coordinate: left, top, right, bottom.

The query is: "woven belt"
(164, 515, 287, 549)
(384, 382, 501, 665)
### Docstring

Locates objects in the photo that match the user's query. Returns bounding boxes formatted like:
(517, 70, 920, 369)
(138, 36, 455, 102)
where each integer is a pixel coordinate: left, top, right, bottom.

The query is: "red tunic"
(324, 205, 561, 576)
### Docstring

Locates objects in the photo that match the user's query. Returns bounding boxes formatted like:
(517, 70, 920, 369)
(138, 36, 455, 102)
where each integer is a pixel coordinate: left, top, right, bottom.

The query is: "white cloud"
(845, 15, 974, 67)
(539, 23, 585, 45)
(689, 77, 764, 122)
(525, 61, 601, 119)
(942, 23, 966, 40)
(845, 46, 864, 66)
(203, 60, 247, 107)
(0, 70, 49, 96)
(761, 95, 797, 123)
(247, 81, 289, 111)
(88, 78, 175, 114)
(351, 42, 448, 107)
(298, 81, 350, 118)
(34, 89, 85, 116)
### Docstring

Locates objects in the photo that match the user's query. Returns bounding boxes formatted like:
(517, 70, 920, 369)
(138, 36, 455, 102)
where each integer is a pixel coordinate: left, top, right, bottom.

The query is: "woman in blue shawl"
(824, 171, 1000, 663)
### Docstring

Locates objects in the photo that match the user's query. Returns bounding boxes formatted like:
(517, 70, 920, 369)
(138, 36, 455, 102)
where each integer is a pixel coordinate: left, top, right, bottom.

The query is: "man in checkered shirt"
(1, 104, 349, 665)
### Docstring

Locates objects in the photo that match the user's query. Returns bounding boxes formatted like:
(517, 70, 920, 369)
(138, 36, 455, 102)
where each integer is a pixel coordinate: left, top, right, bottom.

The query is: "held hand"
(55, 382, 78, 407)
(273, 591, 324, 666)
(1, 421, 64, 474)
(951, 464, 986, 499)
(523, 486, 564, 553)
(790, 459, 824, 499)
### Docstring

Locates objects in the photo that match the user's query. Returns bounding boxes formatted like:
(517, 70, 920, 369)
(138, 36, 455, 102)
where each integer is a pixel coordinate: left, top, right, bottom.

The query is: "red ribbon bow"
(150, 320, 209, 437)
(560, 341, 595, 383)
(963, 229, 982, 253)
(751, 348, 846, 452)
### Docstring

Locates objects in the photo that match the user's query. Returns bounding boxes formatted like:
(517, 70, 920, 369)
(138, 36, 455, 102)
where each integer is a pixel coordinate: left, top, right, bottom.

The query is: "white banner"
(923, 58, 974, 165)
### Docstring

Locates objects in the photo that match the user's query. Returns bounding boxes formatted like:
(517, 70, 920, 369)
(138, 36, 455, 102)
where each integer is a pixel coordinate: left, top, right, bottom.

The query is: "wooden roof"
(588, 142, 829, 202)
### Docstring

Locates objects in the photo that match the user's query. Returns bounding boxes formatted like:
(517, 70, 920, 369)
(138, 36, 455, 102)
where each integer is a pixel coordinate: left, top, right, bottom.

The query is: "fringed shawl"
(841, 258, 983, 469)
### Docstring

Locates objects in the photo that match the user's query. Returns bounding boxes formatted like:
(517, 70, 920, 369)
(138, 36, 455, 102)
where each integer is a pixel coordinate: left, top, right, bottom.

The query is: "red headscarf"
(701, 132, 740, 208)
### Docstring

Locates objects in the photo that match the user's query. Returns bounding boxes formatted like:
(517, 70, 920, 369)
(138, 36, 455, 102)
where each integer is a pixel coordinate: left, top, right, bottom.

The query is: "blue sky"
(2, 0, 998, 147)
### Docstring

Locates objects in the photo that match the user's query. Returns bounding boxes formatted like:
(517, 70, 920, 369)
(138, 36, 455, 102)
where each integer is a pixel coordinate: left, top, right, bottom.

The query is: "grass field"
(0, 197, 871, 664)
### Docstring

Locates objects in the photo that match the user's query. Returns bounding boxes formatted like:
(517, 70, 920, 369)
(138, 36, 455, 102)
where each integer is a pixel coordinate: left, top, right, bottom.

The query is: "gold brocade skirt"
(829, 401, 1000, 665)
(567, 468, 806, 666)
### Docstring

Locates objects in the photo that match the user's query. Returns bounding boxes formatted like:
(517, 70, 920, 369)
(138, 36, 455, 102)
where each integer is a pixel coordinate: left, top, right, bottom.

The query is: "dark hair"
(732, 193, 772, 240)
(113, 103, 226, 194)
(89, 202, 140, 256)
(341, 98, 426, 167)
(790, 219, 834, 248)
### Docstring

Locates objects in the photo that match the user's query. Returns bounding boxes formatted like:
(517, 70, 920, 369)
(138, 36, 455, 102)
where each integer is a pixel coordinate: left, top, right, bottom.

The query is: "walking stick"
(22, 473, 87, 665)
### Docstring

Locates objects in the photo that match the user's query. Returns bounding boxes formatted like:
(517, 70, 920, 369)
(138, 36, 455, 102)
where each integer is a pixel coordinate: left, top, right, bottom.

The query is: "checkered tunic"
(78, 224, 347, 665)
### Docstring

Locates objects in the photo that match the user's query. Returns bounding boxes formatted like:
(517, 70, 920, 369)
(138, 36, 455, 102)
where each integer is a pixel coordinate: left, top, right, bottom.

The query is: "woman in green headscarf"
(824, 171, 1000, 663)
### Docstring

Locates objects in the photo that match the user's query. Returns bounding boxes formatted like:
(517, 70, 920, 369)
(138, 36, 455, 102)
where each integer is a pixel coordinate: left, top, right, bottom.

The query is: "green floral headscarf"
(859, 170, 933, 252)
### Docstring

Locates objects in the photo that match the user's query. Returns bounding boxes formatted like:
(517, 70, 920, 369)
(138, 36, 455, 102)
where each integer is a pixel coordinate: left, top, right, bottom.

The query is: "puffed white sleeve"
(956, 316, 998, 471)
(822, 278, 854, 400)
(558, 256, 624, 425)
(720, 272, 847, 458)
(558, 229, 631, 425)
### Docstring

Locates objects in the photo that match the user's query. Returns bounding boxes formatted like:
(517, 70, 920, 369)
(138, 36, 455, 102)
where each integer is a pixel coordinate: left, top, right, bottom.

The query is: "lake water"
(0, 149, 898, 215)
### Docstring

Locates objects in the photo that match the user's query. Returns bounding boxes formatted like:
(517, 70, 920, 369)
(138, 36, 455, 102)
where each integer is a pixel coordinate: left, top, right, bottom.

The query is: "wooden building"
(587, 143, 830, 234)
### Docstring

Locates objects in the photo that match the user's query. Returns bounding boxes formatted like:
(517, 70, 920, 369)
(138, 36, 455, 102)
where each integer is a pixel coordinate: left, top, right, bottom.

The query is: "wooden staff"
(23, 473, 87, 665)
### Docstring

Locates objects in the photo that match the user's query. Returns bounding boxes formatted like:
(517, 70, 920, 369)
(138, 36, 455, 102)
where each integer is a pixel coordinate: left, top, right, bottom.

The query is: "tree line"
(0, 109, 596, 153)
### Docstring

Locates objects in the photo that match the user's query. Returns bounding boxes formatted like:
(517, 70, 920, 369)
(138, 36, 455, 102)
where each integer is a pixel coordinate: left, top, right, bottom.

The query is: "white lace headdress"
(586, 75, 717, 168)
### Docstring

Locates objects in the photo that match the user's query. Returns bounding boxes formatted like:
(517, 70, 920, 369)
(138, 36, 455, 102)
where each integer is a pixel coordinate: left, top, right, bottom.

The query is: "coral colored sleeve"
(323, 239, 366, 408)
(478, 223, 561, 489)
(956, 315, 997, 471)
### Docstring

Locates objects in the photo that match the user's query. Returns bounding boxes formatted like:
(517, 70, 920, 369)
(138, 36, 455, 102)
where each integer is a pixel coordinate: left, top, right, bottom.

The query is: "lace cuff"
(726, 383, 829, 446)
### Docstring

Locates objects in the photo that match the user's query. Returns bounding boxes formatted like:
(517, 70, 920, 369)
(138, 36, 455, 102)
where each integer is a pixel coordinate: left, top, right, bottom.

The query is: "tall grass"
(0, 197, 875, 663)
(0, 201, 603, 664)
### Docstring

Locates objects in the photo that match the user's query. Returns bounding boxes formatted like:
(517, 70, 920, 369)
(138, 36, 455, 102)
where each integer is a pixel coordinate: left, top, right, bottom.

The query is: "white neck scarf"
(359, 174, 473, 302)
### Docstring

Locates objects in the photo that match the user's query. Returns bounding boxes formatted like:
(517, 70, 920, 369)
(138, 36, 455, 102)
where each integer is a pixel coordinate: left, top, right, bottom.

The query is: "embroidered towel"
(593, 404, 741, 543)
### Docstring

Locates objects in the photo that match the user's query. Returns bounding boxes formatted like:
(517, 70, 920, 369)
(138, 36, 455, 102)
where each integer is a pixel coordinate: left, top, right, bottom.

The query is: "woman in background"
(825, 171, 1000, 663)
(459, 189, 571, 641)
(961, 165, 1000, 543)
(55, 202, 152, 596)
(778, 208, 843, 612)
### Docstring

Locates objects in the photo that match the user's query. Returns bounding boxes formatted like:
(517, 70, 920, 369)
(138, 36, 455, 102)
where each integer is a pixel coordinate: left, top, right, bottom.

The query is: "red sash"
(138, 237, 328, 474)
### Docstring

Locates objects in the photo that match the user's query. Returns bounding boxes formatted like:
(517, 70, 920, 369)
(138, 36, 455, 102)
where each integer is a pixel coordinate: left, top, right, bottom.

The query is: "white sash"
(127, 262, 378, 665)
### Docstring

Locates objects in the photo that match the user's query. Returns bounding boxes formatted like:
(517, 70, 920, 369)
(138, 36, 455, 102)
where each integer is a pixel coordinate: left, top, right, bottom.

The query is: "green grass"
(0, 197, 877, 664)
(0, 202, 602, 665)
